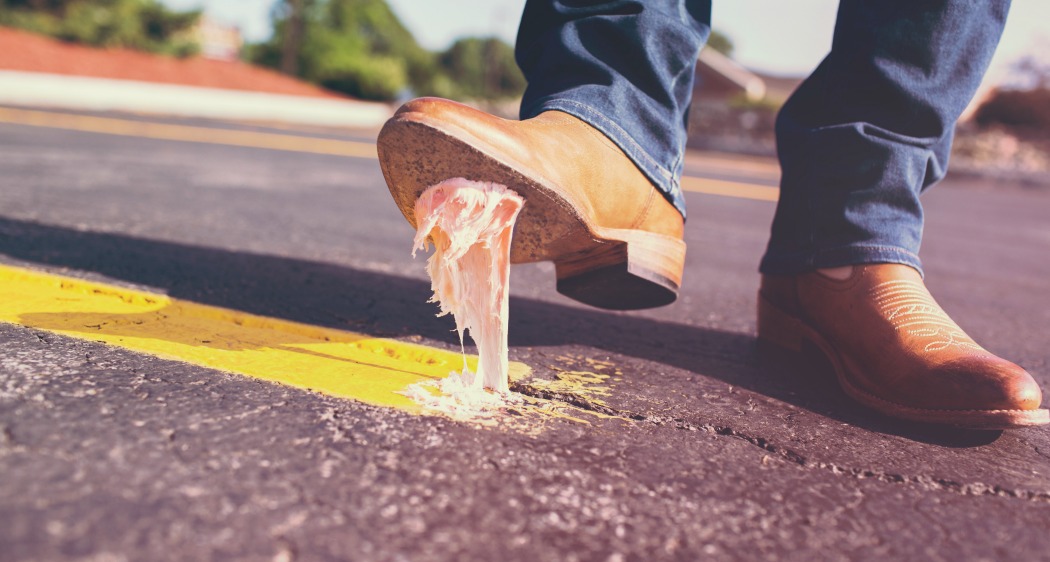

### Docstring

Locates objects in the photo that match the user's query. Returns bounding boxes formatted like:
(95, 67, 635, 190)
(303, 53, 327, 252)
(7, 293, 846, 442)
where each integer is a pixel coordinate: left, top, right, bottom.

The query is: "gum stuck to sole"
(378, 111, 685, 311)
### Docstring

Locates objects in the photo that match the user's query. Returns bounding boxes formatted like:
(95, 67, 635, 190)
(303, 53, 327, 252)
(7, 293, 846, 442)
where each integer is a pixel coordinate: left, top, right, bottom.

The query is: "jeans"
(515, 0, 1010, 275)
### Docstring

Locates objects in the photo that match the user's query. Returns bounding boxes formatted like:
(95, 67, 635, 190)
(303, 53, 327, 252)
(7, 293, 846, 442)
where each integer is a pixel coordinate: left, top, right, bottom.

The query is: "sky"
(162, 0, 1049, 83)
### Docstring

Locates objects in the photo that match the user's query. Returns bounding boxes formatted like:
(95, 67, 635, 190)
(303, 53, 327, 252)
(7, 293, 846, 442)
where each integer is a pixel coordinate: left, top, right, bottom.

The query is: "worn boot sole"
(757, 292, 1050, 429)
(377, 110, 686, 311)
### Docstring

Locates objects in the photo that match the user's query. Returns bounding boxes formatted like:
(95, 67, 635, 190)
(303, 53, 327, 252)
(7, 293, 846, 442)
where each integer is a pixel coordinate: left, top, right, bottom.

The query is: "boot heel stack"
(756, 292, 804, 352)
(554, 228, 685, 310)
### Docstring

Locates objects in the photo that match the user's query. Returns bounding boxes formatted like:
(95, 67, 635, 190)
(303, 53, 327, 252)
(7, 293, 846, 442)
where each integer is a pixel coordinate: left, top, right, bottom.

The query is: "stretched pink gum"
(412, 178, 524, 393)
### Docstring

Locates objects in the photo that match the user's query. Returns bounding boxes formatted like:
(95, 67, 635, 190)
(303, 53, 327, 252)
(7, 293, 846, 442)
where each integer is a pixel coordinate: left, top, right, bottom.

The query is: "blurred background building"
(193, 15, 242, 61)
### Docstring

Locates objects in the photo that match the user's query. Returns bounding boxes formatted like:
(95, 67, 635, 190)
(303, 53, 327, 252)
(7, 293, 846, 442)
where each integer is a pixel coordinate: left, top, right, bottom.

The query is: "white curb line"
(0, 69, 393, 128)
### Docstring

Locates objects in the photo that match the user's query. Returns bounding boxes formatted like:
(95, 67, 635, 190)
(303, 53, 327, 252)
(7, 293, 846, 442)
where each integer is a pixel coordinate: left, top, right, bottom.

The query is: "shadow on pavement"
(0, 216, 1001, 446)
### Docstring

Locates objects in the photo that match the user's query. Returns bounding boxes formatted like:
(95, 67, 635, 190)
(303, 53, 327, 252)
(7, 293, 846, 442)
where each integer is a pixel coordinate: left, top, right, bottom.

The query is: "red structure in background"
(0, 26, 341, 98)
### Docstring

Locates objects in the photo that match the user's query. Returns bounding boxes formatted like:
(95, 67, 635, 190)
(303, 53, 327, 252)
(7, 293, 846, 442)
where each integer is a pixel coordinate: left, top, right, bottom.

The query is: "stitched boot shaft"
(759, 264, 1046, 428)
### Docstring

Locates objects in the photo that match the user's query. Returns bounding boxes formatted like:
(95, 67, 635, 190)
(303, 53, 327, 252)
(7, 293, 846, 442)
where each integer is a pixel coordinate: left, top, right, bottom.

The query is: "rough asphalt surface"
(1, 108, 1049, 561)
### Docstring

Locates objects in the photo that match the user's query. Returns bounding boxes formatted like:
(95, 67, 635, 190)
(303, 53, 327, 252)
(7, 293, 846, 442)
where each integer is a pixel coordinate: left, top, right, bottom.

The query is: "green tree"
(438, 37, 525, 100)
(253, 0, 440, 101)
(0, 0, 201, 56)
(252, 0, 526, 102)
(706, 29, 734, 58)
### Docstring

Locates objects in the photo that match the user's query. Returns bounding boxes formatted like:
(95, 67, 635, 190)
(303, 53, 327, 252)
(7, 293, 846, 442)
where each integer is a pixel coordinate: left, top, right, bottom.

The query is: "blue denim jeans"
(515, 0, 1010, 275)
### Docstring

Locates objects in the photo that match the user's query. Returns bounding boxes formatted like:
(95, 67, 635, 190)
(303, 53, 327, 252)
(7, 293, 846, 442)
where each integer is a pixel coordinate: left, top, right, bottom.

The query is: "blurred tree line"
(0, 0, 742, 106)
(0, 0, 201, 56)
(0, 0, 525, 102)
(246, 0, 526, 102)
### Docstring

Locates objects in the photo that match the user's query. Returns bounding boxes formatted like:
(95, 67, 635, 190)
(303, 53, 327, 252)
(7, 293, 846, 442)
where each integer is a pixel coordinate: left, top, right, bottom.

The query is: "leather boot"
(377, 97, 685, 310)
(758, 264, 1048, 429)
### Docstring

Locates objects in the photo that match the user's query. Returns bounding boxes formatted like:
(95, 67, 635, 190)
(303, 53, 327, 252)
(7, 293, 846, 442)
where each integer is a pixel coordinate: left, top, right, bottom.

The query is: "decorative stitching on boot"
(872, 280, 982, 353)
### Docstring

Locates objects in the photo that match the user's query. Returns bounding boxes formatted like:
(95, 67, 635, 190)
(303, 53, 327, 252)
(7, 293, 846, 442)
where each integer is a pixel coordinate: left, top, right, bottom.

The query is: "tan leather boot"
(377, 97, 685, 310)
(758, 264, 1048, 429)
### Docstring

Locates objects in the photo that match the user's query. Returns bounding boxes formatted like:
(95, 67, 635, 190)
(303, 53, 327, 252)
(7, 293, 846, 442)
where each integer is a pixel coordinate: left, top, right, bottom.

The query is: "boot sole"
(757, 291, 1050, 430)
(377, 111, 686, 310)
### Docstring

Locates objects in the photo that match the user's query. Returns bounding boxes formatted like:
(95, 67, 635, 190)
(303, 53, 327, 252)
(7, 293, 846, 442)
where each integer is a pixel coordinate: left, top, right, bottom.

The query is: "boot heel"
(554, 229, 686, 310)
(757, 292, 804, 352)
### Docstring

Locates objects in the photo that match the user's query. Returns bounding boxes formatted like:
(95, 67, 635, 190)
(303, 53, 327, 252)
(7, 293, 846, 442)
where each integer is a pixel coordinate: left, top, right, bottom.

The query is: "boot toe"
(934, 356, 1043, 411)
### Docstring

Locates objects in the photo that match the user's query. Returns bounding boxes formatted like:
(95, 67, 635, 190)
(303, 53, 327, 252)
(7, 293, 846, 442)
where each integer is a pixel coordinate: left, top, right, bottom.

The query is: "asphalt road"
(1, 108, 1049, 562)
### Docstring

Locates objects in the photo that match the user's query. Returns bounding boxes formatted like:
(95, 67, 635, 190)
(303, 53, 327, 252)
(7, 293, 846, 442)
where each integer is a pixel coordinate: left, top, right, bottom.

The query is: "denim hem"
(759, 244, 924, 277)
(521, 97, 689, 220)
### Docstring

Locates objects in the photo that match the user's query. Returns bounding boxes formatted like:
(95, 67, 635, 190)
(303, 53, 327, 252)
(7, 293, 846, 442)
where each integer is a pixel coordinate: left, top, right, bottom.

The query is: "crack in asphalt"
(512, 382, 1050, 505)
(509, 382, 645, 421)
(696, 420, 1050, 504)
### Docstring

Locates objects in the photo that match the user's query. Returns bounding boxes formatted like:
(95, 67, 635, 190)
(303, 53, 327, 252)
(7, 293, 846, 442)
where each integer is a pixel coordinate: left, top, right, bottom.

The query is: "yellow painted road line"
(0, 264, 528, 412)
(0, 106, 378, 159)
(683, 152, 782, 179)
(0, 106, 780, 202)
(680, 175, 779, 202)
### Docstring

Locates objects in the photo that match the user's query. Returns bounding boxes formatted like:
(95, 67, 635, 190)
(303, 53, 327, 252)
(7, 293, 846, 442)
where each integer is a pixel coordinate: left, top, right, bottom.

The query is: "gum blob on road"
(406, 178, 524, 414)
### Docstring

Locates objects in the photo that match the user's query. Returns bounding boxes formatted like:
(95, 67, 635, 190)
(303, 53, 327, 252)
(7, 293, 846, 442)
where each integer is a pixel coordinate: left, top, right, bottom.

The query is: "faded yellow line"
(683, 154, 781, 180)
(0, 106, 779, 201)
(0, 106, 378, 159)
(0, 264, 528, 412)
(680, 175, 780, 202)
